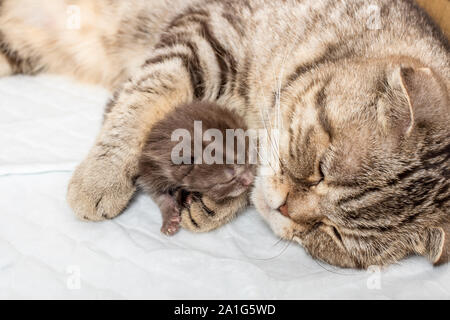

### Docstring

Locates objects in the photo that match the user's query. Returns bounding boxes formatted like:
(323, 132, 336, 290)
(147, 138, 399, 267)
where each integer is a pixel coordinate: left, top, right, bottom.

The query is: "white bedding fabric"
(0, 75, 448, 299)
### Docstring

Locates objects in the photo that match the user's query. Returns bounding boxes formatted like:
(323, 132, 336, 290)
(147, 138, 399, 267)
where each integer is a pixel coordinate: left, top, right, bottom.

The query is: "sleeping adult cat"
(0, 0, 448, 268)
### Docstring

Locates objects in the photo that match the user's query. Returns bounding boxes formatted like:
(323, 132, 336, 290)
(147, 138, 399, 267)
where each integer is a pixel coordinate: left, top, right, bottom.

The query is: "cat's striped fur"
(0, 0, 448, 268)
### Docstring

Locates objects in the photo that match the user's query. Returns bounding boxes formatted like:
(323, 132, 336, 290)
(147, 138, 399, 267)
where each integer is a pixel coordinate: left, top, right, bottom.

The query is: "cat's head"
(253, 57, 449, 268)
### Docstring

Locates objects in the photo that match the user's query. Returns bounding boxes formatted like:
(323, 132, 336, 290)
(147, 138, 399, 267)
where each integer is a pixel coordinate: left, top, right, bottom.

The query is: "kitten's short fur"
(1, 0, 448, 268)
(138, 101, 254, 235)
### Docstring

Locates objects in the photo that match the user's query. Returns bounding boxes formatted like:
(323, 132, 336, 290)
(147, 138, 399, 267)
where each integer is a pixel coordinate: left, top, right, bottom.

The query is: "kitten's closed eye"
(224, 168, 236, 180)
(313, 160, 325, 186)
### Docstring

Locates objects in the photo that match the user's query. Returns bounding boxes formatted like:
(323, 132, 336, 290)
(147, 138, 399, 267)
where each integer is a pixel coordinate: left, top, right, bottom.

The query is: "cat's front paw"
(67, 157, 136, 221)
(180, 193, 249, 232)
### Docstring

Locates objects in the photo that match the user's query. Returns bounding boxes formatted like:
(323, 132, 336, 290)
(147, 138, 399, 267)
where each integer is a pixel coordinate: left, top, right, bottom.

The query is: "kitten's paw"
(161, 214, 182, 236)
(180, 193, 249, 233)
(160, 196, 182, 236)
(67, 158, 136, 221)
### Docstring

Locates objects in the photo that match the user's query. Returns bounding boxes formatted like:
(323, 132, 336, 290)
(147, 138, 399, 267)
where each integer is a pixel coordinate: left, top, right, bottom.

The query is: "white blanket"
(0, 75, 448, 299)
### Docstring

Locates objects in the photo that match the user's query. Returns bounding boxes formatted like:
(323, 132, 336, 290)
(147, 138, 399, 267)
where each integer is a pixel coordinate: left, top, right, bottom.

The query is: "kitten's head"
(253, 57, 449, 268)
(173, 103, 255, 202)
(180, 163, 254, 202)
(142, 101, 255, 202)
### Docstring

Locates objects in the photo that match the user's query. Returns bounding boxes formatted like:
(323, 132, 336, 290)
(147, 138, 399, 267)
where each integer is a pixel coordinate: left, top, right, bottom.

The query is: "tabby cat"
(0, 0, 448, 268)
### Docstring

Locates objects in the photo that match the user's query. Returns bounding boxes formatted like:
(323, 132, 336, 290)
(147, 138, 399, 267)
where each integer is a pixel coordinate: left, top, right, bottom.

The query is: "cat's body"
(137, 101, 254, 235)
(0, 0, 189, 86)
(1, 0, 448, 268)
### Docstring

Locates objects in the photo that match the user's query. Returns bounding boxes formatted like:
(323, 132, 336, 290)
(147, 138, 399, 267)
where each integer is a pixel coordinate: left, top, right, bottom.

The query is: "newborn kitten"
(138, 102, 255, 235)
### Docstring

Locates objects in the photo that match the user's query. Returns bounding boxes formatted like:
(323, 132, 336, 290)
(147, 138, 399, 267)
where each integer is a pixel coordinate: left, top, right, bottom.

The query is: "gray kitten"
(137, 102, 255, 235)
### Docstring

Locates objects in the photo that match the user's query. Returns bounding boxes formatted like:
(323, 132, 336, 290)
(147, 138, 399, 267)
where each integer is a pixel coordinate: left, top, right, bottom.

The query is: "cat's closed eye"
(314, 160, 325, 185)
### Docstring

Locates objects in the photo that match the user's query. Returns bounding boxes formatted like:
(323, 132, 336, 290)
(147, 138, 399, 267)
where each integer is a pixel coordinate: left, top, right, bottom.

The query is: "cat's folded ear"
(416, 225, 449, 266)
(386, 64, 448, 136)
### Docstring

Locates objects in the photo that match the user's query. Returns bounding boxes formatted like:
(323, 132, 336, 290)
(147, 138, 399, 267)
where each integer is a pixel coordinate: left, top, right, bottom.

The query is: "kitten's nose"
(278, 203, 290, 218)
(239, 171, 254, 187)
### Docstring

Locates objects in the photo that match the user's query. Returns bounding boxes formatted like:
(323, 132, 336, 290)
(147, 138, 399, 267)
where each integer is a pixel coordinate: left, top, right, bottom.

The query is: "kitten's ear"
(417, 226, 449, 266)
(387, 65, 447, 135)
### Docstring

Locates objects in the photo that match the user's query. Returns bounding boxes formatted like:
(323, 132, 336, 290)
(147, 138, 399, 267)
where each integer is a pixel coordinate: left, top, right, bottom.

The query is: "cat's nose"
(278, 203, 290, 218)
(239, 171, 254, 187)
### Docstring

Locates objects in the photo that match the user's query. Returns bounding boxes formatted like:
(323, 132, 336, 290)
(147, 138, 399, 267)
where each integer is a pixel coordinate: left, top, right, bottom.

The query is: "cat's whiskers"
(239, 236, 294, 261)
(255, 74, 281, 173)
(250, 23, 294, 175)
(313, 259, 360, 276)
(265, 39, 299, 170)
